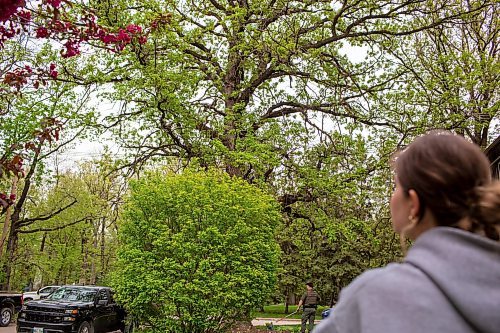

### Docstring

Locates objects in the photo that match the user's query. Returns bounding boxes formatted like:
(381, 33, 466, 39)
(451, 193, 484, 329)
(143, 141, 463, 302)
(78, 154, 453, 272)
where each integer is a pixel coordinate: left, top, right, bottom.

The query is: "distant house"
(485, 135, 500, 179)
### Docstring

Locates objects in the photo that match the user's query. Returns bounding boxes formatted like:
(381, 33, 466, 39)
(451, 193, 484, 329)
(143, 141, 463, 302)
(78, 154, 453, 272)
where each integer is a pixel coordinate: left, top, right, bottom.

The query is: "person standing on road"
(297, 281, 321, 333)
(313, 131, 500, 333)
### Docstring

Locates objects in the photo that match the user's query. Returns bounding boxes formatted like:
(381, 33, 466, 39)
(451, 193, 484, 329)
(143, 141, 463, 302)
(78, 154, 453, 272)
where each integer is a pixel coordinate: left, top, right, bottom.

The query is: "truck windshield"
(45, 288, 97, 302)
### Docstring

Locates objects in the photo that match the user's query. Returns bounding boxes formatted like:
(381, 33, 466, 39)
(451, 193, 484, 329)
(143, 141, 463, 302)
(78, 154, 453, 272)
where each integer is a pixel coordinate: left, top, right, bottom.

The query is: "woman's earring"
(408, 215, 418, 225)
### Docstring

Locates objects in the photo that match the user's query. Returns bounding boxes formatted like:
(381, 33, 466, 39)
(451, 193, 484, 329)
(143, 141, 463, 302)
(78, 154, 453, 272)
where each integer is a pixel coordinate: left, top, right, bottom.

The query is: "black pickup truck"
(0, 292, 23, 326)
(17, 286, 125, 333)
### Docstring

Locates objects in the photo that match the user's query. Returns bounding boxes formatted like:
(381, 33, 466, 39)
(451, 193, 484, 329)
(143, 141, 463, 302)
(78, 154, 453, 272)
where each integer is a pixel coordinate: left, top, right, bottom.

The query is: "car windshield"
(45, 288, 97, 302)
(41, 287, 58, 294)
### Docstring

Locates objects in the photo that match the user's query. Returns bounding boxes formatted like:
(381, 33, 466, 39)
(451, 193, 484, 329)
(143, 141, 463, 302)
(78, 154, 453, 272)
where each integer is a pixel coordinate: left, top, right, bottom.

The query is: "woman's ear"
(407, 189, 421, 220)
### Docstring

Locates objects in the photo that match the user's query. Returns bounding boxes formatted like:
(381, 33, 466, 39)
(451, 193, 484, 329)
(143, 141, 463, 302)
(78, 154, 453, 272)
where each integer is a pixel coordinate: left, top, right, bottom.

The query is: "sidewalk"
(252, 318, 322, 326)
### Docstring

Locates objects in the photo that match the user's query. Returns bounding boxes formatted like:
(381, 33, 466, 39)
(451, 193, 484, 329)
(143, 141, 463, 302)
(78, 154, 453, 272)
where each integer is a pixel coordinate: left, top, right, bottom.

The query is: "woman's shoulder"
(339, 262, 429, 302)
(314, 263, 424, 333)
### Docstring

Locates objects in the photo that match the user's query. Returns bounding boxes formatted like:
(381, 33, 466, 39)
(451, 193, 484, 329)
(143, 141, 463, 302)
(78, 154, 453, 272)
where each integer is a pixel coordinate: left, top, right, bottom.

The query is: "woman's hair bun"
(468, 182, 500, 241)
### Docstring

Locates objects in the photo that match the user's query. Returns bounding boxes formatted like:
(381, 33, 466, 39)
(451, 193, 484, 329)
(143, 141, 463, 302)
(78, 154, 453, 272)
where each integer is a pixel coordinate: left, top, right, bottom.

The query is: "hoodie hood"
(405, 227, 500, 333)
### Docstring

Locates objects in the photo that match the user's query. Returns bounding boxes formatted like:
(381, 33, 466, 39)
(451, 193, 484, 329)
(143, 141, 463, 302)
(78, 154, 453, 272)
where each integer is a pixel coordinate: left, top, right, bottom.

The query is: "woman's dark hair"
(395, 131, 500, 241)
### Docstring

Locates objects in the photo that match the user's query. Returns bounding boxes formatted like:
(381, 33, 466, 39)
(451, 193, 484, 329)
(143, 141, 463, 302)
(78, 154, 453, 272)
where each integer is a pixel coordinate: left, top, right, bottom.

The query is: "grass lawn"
(252, 304, 330, 320)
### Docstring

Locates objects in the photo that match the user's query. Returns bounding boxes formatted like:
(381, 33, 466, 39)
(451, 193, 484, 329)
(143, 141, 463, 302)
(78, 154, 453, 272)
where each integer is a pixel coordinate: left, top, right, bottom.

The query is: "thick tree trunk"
(2, 148, 40, 290)
(330, 291, 336, 308)
(0, 176, 18, 258)
(285, 290, 296, 314)
(3, 222, 19, 291)
(80, 232, 89, 285)
(90, 221, 98, 285)
(99, 217, 106, 282)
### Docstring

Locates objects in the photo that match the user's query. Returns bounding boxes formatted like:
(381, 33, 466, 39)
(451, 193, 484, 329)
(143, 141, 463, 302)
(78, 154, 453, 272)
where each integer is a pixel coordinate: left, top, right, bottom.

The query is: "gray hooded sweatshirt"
(313, 227, 500, 333)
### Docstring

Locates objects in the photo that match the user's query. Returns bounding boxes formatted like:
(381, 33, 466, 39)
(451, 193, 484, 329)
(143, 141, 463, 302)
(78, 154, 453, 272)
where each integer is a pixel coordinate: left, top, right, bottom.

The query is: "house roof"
(485, 135, 500, 164)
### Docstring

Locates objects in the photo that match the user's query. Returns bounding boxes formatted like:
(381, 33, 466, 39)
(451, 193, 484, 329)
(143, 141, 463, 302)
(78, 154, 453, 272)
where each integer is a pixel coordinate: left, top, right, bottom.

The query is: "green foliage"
(111, 169, 281, 333)
(272, 132, 401, 306)
(373, 1, 499, 146)
(8, 157, 125, 290)
(91, 0, 475, 180)
(11, 175, 95, 289)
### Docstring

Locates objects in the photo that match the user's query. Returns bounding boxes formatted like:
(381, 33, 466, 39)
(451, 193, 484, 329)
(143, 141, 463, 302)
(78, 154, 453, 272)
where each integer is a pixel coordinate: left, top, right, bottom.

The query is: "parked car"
(22, 286, 60, 303)
(17, 285, 125, 333)
(0, 292, 23, 327)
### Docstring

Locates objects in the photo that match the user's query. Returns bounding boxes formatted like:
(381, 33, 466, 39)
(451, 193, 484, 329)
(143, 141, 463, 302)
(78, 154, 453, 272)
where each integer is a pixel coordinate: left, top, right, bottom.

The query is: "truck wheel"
(77, 321, 94, 333)
(0, 307, 12, 327)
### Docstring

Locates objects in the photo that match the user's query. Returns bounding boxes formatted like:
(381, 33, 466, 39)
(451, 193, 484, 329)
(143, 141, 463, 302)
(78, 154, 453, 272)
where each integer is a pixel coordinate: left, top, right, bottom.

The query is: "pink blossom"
(0, 26, 15, 39)
(100, 34, 117, 44)
(138, 35, 147, 44)
(49, 63, 56, 71)
(49, 70, 58, 78)
(61, 40, 80, 58)
(95, 29, 106, 40)
(126, 24, 142, 34)
(0, 0, 23, 22)
(17, 10, 31, 23)
(36, 26, 49, 38)
(46, 0, 62, 8)
(117, 29, 131, 43)
(0, 29, 15, 49)
(51, 20, 65, 32)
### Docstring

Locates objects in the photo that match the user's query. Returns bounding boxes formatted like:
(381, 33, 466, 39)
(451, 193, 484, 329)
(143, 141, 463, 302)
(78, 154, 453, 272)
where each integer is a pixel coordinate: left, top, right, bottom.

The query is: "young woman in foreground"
(314, 132, 500, 333)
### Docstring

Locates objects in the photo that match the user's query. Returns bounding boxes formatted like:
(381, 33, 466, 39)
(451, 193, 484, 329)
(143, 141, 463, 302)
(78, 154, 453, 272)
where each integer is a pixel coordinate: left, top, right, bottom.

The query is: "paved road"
(0, 324, 14, 333)
(251, 318, 322, 327)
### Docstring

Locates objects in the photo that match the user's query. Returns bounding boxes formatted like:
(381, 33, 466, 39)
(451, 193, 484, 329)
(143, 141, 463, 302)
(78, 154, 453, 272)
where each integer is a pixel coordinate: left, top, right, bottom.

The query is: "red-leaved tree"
(0, 0, 163, 289)
(0, 0, 151, 209)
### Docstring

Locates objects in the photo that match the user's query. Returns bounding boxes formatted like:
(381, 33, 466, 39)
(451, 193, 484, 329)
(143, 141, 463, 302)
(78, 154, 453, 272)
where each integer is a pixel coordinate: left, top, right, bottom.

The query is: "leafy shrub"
(111, 170, 281, 333)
